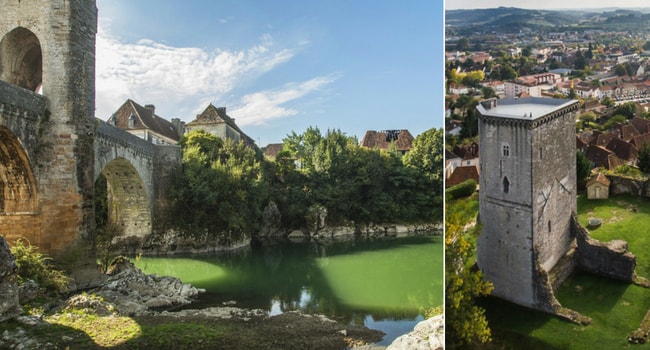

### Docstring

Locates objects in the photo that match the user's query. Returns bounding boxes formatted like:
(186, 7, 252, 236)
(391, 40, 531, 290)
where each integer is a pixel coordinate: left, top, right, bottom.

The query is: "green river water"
(134, 234, 443, 345)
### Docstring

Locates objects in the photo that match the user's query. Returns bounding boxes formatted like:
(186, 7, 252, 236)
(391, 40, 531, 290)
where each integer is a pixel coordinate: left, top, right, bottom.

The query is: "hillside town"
(445, 21, 650, 191)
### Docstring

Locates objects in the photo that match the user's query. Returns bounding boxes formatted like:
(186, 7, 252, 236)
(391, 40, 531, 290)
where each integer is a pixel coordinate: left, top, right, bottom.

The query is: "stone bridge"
(0, 79, 181, 252)
(94, 120, 180, 240)
(0, 0, 184, 253)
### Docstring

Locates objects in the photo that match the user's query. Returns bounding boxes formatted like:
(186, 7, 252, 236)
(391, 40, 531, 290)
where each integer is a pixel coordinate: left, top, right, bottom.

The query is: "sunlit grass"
(477, 194, 650, 349)
(46, 313, 142, 347)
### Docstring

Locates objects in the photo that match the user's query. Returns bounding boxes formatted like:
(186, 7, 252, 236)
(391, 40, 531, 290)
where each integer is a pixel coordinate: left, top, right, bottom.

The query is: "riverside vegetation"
(159, 126, 443, 243)
(1, 126, 444, 349)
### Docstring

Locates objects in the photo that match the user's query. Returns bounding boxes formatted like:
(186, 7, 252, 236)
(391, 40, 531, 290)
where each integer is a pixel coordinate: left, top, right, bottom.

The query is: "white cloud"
(229, 74, 340, 126)
(95, 22, 337, 128)
(95, 24, 294, 119)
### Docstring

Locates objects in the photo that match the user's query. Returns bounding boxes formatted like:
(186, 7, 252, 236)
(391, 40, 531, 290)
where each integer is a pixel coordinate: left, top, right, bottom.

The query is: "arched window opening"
(503, 176, 510, 193)
(0, 27, 43, 92)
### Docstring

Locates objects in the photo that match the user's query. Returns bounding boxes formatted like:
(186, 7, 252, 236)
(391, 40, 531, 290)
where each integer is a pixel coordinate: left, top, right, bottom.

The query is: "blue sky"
(95, 1, 443, 146)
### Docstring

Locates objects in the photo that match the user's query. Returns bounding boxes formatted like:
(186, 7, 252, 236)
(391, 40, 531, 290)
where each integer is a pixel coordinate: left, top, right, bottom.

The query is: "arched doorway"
(0, 27, 43, 92)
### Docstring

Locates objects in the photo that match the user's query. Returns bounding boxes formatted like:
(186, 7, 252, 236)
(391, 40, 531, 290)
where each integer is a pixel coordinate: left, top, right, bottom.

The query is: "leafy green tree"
(499, 64, 518, 81)
(574, 50, 587, 70)
(403, 128, 444, 221)
(456, 37, 470, 51)
(446, 216, 493, 349)
(638, 143, 650, 173)
(481, 86, 497, 99)
(601, 96, 615, 108)
(576, 151, 592, 188)
(579, 111, 597, 123)
(615, 102, 637, 119)
(170, 130, 267, 240)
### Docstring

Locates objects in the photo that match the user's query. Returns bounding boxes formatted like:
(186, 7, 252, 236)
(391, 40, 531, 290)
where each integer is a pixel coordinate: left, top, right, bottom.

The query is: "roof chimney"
(144, 104, 155, 115)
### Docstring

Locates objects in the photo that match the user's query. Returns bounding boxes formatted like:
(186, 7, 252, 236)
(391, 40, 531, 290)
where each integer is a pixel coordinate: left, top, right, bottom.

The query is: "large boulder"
(93, 257, 204, 316)
(387, 314, 445, 350)
(0, 237, 22, 322)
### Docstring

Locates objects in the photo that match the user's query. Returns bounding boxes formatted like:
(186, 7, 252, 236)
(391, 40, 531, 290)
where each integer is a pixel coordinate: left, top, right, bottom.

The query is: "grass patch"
(464, 194, 650, 349)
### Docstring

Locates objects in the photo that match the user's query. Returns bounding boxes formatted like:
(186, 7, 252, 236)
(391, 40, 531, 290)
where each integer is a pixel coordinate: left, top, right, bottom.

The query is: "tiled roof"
(110, 99, 180, 142)
(586, 172, 611, 187)
(446, 165, 479, 187)
(359, 130, 414, 152)
(605, 136, 637, 162)
(264, 143, 284, 159)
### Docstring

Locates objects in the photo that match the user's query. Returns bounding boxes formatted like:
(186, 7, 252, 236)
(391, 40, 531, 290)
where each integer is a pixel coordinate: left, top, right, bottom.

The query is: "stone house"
(108, 99, 182, 145)
(586, 173, 610, 199)
(185, 104, 255, 147)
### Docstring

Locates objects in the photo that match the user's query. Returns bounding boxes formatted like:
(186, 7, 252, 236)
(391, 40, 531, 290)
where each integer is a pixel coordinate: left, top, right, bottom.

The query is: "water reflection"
(135, 235, 442, 343)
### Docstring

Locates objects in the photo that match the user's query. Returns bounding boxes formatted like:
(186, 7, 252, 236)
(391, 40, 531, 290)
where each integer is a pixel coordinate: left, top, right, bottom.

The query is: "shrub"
(11, 239, 71, 295)
(446, 179, 477, 200)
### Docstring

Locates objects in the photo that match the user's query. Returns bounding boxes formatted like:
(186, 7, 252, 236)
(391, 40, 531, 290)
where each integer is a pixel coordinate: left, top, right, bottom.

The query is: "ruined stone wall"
(608, 175, 650, 197)
(572, 214, 637, 282)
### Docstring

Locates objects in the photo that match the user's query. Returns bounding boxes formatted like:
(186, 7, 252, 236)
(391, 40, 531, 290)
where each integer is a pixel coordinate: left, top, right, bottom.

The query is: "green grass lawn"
(461, 194, 650, 349)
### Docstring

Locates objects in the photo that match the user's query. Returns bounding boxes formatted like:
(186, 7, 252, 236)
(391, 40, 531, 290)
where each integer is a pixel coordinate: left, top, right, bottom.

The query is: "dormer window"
(128, 114, 135, 128)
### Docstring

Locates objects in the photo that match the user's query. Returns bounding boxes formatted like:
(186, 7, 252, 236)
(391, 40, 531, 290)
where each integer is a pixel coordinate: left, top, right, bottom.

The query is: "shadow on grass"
(556, 272, 630, 314)
(0, 318, 99, 349)
(481, 296, 566, 350)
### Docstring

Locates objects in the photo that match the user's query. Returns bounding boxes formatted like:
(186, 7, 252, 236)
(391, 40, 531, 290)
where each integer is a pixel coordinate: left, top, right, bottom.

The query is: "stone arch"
(98, 158, 151, 238)
(0, 126, 37, 214)
(0, 27, 42, 92)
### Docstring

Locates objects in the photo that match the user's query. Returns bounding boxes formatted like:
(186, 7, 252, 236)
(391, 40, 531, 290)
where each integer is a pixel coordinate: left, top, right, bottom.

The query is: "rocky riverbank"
(0, 257, 394, 349)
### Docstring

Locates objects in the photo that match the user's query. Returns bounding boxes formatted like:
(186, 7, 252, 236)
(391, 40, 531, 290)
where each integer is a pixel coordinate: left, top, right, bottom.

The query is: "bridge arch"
(0, 125, 40, 244)
(97, 158, 151, 238)
(0, 27, 42, 92)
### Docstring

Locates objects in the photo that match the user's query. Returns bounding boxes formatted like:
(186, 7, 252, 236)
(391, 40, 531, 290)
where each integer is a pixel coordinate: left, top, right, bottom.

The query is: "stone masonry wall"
(572, 214, 636, 283)
(0, 0, 98, 253)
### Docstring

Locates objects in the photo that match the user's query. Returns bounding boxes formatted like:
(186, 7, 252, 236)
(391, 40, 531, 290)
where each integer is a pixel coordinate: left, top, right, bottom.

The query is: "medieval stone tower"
(0, 1, 97, 253)
(477, 97, 579, 310)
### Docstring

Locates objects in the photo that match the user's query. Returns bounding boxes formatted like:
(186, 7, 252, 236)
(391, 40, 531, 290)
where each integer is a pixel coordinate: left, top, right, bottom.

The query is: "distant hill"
(446, 7, 650, 36)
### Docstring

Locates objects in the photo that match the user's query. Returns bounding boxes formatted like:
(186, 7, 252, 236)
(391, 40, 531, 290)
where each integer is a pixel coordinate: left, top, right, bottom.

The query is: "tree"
(446, 216, 493, 349)
(170, 130, 267, 239)
(586, 42, 594, 59)
(403, 128, 444, 221)
(461, 70, 485, 88)
(614, 102, 637, 119)
(456, 37, 470, 52)
(601, 96, 615, 108)
(499, 64, 518, 81)
(638, 143, 650, 173)
(481, 86, 497, 99)
(579, 111, 597, 123)
(576, 151, 592, 187)
(574, 50, 587, 70)
(615, 63, 629, 77)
